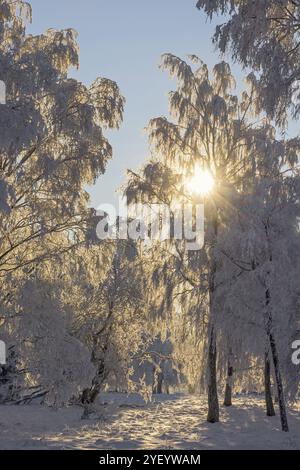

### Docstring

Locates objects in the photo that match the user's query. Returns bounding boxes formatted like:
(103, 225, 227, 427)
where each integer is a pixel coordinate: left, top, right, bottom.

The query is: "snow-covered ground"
(0, 393, 299, 450)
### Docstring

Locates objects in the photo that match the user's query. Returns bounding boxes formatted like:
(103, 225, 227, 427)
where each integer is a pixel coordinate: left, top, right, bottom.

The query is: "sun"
(186, 166, 215, 196)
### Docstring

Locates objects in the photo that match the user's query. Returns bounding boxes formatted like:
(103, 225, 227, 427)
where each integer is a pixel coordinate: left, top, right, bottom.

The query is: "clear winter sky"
(27, 1, 245, 207)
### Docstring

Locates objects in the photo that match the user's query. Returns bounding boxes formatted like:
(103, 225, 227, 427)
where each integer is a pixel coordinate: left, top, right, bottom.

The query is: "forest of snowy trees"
(1, 0, 300, 451)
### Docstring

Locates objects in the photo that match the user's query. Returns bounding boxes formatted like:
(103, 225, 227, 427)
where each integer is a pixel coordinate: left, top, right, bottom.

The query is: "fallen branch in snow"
(6, 388, 49, 405)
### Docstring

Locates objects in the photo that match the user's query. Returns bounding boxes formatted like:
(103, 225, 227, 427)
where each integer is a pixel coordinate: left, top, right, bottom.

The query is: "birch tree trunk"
(223, 350, 233, 407)
(207, 325, 219, 422)
(206, 209, 219, 423)
(81, 361, 106, 404)
(263, 223, 289, 432)
(264, 350, 275, 416)
(269, 330, 289, 431)
(265, 288, 289, 431)
(152, 367, 163, 394)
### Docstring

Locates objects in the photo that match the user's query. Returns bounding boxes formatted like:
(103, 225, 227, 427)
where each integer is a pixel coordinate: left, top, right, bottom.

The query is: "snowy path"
(0, 394, 299, 450)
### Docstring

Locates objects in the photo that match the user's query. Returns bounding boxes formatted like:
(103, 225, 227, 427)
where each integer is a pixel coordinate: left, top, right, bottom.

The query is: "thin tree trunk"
(81, 361, 105, 405)
(265, 288, 289, 431)
(264, 350, 275, 416)
(223, 351, 233, 407)
(269, 331, 289, 431)
(206, 210, 219, 423)
(153, 369, 163, 394)
(207, 326, 219, 422)
(81, 322, 111, 405)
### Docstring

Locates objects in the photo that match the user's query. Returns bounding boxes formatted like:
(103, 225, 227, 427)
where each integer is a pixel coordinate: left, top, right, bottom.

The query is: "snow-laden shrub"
(2, 279, 95, 407)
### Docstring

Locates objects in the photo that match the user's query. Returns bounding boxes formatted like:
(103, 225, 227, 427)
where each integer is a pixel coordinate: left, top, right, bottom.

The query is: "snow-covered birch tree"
(0, 0, 124, 279)
(0, 0, 125, 405)
(125, 52, 300, 428)
(126, 54, 275, 423)
(196, 0, 300, 124)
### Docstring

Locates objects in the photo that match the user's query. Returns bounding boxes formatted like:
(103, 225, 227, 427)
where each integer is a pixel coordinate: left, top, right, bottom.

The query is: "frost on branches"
(196, 0, 300, 124)
(0, 0, 125, 406)
(0, 0, 125, 277)
(125, 53, 300, 430)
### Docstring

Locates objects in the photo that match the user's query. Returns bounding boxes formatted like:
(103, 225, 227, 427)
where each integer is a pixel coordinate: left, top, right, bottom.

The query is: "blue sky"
(28, 0, 244, 207)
